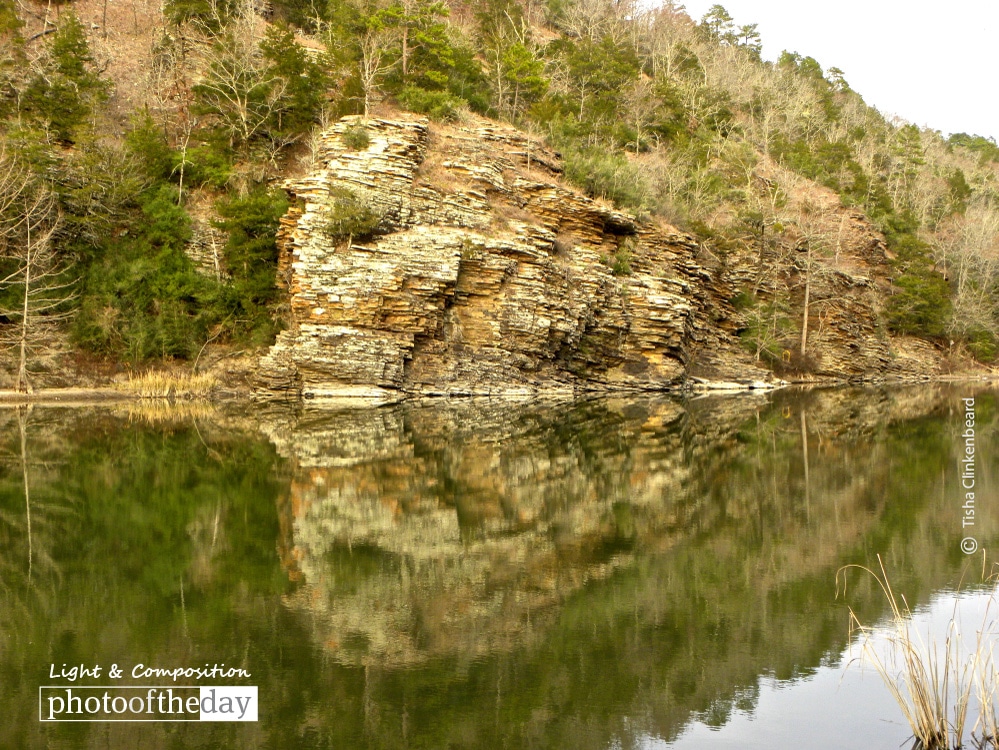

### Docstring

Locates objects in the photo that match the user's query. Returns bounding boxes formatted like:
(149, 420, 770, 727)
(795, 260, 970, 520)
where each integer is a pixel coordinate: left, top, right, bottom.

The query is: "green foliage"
(396, 85, 465, 121)
(191, 32, 274, 147)
(946, 168, 972, 215)
(162, 0, 236, 26)
(883, 227, 951, 338)
(259, 22, 329, 138)
(270, 0, 323, 30)
(20, 13, 109, 141)
(74, 185, 225, 361)
(475, 0, 525, 46)
(341, 124, 370, 150)
(55, 140, 148, 246)
(0, 0, 20, 37)
(549, 35, 640, 126)
(214, 187, 288, 343)
(174, 144, 233, 189)
(885, 269, 951, 338)
(772, 136, 867, 199)
(189, 22, 328, 149)
(609, 242, 633, 276)
(561, 145, 649, 210)
(125, 111, 175, 184)
(700, 5, 735, 42)
(948, 133, 999, 163)
(736, 23, 762, 57)
(966, 329, 998, 363)
(393, 0, 456, 91)
(738, 294, 795, 365)
(779, 51, 823, 81)
(440, 44, 491, 113)
(498, 42, 548, 117)
(322, 187, 382, 242)
(75, 182, 288, 359)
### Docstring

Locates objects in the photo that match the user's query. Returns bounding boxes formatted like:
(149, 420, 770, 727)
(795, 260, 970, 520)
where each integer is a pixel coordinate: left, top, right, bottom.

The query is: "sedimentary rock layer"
(257, 114, 942, 398)
(257, 115, 769, 398)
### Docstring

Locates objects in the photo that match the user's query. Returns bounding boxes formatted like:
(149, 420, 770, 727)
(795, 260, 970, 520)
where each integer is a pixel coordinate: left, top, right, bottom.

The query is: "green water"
(0, 385, 996, 749)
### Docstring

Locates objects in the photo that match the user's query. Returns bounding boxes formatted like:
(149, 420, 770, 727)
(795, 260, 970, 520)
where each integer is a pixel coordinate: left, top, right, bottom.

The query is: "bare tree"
(358, 21, 399, 117)
(193, 29, 287, 147)
(940, 204, 999, 343)
(0, 150, 72, 393)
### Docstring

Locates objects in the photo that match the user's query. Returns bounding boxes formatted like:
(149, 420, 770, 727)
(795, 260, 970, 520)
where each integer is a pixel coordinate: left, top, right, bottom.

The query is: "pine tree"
(259, 22, 329, 137)
(20, 13, 109, 142)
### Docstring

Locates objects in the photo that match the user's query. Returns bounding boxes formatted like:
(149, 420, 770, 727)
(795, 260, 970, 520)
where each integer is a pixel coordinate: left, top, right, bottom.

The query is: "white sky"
(673, 0, 999, 141)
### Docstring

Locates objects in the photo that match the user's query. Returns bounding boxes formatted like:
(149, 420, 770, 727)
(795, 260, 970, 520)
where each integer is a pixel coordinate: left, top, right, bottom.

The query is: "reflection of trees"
(0, 407, 69, 628)
(0, 406, 80, 747)
(0, 408, 288, 750)
(0, 387, 996, 749)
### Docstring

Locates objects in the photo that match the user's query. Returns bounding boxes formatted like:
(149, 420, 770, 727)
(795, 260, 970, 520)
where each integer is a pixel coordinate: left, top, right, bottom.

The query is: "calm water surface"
(0, 385, 996, 749)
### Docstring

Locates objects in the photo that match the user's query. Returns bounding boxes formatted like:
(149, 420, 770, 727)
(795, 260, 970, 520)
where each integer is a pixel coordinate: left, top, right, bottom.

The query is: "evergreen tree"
(260, 22, 329, 137)
(20, 13, 109, 142)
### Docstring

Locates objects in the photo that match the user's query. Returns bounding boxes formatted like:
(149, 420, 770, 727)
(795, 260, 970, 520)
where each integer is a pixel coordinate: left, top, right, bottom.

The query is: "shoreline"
(1, 373, 995, 407)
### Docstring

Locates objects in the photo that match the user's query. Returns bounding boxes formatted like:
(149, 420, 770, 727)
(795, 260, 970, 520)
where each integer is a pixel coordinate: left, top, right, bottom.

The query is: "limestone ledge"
(256, 113, 942, 399)
(256, 114, 772, 398)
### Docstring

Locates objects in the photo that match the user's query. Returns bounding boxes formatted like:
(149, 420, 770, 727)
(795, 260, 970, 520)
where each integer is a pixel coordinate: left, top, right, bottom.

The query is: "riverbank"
(1, 373, 996, 406)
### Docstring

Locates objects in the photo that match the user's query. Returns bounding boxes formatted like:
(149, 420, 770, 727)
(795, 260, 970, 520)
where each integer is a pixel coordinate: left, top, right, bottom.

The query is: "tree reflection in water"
(0, 385, 995, 749)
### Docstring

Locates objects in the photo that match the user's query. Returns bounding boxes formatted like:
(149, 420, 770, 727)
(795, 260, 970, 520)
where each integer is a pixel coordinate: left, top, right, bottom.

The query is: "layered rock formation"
(256, 113, 944, 399)
(257, 114, 771, 398)
(723, 158, 945, 379)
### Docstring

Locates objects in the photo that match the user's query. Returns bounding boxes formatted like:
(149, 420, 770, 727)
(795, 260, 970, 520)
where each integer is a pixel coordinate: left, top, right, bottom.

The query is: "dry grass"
(413, 149, 476, 195)
(113, 370, 218, 399)
(839, 555, 999, 749)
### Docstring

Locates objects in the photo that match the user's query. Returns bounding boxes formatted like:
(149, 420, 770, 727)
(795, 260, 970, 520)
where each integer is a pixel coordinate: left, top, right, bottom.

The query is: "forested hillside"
(0, 0, 996, 390)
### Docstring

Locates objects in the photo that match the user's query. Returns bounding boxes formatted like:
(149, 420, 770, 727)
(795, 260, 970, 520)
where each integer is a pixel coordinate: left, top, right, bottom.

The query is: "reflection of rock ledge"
(300, 384, 403, 406)
(265, 385, 994, 671)
(272, 399, 690, 666)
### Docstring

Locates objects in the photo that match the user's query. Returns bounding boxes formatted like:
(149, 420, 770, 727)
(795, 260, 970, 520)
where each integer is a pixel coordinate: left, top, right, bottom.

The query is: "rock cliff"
(256, 113, 943, 399)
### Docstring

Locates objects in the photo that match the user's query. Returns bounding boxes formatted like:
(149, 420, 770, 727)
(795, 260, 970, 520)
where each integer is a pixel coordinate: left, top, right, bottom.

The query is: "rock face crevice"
(256, 113, 942, 399)
(258, 114, 768, 398)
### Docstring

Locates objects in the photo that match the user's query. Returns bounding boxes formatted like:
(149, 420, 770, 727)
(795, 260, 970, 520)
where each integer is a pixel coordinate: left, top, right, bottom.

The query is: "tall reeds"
(113, 370, 218, 399)
(839, 555, 999, 749)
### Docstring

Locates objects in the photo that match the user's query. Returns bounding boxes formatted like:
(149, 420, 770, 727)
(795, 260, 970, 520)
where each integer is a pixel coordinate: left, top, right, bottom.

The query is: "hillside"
(0, 0, 996, 394)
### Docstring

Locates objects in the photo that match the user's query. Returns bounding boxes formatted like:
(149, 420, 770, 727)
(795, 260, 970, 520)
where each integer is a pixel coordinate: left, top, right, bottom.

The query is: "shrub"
(73, 185, 226, 361)
(19, 12, 109, 142)
(610, 239, 635, 275)
(561, 145, 649, 210)
(322, 188, 382, 242)
(341, 125, 370, 150)
(967, 329, 998, 363)
(125, 112, 175, 183)
(885, 270, 951, 338)
(174, 145, 233, 190)
(396, 86, 466, 122)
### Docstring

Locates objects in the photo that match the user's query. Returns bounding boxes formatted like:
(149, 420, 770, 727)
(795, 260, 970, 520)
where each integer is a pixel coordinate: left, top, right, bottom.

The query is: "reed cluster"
(113, 371, 218, 399)
(840, 556, 999, 750)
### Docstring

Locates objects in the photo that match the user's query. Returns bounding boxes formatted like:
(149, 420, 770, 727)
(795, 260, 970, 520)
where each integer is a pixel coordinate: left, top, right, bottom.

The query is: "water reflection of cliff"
(266, 386, 998, 686)
(1, 387, 996, 750)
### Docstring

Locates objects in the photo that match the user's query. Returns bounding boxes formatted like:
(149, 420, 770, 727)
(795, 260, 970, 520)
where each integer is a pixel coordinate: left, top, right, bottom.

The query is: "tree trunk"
(16, 225, 32, 394)
(401, 27, 409, 79)
(800, 409, 810, 521)
(800, 243, 811, 358)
